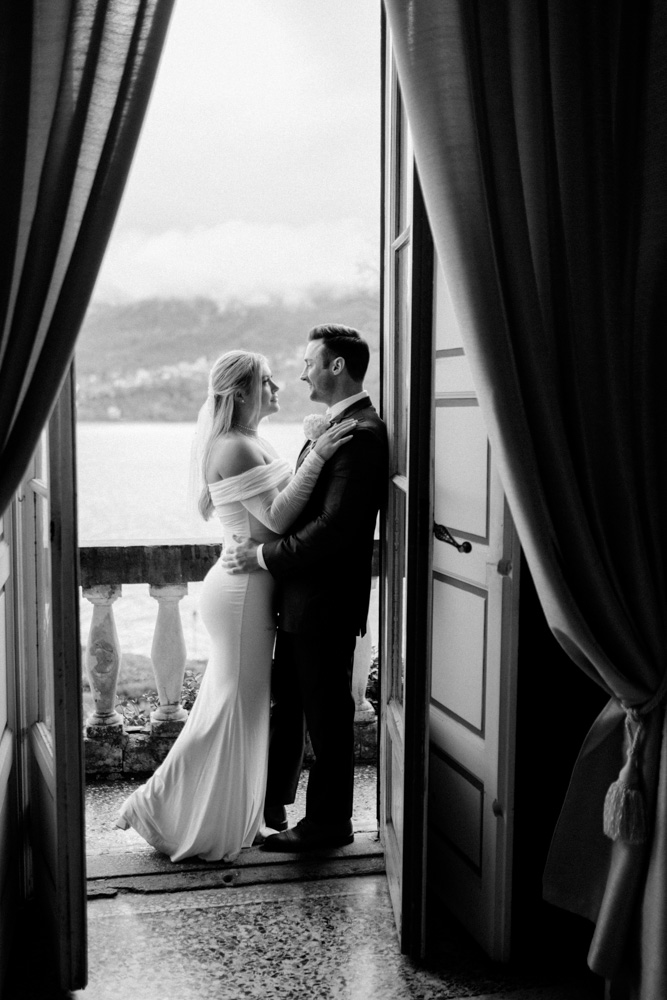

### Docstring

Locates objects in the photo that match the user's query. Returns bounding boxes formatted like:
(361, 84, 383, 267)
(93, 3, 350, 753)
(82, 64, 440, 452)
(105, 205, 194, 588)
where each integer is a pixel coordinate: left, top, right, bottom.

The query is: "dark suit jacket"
(262, 397, 388, 636)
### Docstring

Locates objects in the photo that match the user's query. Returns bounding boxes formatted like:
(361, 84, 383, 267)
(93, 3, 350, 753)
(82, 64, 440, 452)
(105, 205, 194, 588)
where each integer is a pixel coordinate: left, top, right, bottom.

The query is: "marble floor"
(7, 769, 602, 999)
(73, 875, 596, 1000)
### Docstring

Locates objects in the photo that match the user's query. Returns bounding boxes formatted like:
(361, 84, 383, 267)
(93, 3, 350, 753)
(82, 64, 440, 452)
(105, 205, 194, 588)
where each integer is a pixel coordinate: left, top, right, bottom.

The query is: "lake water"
(76, 421, 379, 659)
(76, 420, 306, 544)
(77, 421, 306, 658)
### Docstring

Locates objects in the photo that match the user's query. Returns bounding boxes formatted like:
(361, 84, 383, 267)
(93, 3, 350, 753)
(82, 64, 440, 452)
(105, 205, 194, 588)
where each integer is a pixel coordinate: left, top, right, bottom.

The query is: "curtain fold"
(384, 1, 667, 995)
(0, 0, 175, 516)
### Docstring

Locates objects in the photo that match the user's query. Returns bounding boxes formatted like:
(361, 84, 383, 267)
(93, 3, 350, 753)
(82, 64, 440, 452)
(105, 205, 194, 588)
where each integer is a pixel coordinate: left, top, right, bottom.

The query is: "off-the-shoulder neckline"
(207, 456, 289, 489)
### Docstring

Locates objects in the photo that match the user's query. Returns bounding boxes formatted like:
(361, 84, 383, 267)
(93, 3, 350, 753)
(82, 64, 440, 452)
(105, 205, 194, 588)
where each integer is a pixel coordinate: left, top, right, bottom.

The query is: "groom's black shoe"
(261, 817, 354, 852)
(263, 805, 288, 833)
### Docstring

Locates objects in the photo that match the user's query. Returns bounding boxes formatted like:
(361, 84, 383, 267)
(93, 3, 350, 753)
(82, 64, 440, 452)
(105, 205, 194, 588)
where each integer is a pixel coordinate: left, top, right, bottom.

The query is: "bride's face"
(258, 365, 280, 420)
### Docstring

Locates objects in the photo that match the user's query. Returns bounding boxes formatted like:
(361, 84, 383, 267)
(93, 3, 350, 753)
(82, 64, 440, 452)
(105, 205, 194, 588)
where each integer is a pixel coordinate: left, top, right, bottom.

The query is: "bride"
(116, 349, 355, 862)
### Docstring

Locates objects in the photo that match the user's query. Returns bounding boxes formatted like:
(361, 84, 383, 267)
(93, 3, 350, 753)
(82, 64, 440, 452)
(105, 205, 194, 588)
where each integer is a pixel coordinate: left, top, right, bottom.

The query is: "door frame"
(48, 365, 87, 988)
(379, 10, 436, 956)
(399, 173, 435, 956)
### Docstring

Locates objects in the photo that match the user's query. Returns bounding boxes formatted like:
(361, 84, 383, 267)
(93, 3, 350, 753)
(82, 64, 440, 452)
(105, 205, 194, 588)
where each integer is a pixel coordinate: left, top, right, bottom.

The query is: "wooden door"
(426, 260, 521, 961)
(378, 44, 433, 959)
(381, 17, 522, 959)
(0, 505, 17, 978)
(16, 369, 87, 989)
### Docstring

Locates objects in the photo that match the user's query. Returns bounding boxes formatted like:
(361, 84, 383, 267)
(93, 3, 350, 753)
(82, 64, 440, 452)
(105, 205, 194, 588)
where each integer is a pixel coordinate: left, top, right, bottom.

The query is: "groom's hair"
(308, 324, 370, 382)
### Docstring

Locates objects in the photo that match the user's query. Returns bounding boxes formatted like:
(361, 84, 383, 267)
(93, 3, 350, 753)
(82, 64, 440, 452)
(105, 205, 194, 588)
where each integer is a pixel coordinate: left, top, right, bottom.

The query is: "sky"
(93, 0, 381, 307)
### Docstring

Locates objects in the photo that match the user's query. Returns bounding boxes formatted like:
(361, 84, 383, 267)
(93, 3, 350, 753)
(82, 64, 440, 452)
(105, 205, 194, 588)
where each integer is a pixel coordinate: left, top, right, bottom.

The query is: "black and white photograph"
(0, 3, 663, 999)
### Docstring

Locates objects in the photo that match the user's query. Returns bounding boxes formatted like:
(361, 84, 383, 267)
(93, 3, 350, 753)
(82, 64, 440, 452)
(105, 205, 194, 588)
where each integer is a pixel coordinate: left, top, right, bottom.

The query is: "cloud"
(93, 218, 379, 306)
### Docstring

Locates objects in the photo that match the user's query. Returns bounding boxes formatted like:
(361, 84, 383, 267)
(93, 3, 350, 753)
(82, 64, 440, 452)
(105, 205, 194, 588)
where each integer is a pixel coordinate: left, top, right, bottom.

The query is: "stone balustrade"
(80, 540, 380, 777)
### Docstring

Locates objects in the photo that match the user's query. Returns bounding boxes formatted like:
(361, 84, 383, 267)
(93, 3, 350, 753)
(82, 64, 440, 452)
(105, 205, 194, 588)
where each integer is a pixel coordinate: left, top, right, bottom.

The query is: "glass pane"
(395, 92, 410, 237)
(393, 244, 410, 475)
(34, 434, 48, 483)
(34, 437, 54, 730)
(388, 483, 408, 704)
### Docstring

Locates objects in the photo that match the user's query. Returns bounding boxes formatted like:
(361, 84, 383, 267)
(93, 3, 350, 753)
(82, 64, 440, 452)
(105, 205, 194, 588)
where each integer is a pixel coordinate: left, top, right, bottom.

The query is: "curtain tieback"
(603, 673, 667, 845)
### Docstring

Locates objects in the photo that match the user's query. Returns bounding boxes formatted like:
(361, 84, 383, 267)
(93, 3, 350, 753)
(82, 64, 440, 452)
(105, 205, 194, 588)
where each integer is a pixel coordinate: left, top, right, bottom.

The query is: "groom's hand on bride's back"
(222, 534, 260, 574)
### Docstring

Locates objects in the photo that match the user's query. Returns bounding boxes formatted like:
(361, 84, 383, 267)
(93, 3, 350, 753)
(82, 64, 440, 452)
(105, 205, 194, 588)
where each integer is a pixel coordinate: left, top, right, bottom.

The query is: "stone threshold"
(87, 829, 384, 898)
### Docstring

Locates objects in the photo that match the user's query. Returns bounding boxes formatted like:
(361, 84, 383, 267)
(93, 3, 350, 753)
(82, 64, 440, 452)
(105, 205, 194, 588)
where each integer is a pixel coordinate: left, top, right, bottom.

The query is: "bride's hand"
(313, 418, 357, 460)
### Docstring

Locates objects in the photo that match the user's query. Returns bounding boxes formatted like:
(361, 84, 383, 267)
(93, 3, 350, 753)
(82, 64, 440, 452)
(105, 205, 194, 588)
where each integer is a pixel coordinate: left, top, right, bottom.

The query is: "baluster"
(149, 584, 189, 728)
(83, 584, 124, 728)
(352, 626, 376, 722)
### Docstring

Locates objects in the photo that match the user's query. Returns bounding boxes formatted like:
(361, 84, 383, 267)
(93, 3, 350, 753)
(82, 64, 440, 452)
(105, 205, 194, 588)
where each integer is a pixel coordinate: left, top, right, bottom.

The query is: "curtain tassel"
(603, 711, 646, 845)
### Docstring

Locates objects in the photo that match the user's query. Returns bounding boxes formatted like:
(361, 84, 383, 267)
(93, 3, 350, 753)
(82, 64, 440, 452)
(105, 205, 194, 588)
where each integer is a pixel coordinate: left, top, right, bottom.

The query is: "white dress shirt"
(325, 390, 369, 421)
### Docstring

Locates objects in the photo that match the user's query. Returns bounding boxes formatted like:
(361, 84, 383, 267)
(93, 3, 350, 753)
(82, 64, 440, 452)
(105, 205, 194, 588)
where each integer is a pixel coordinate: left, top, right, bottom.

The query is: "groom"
(222, 324, 388, 850)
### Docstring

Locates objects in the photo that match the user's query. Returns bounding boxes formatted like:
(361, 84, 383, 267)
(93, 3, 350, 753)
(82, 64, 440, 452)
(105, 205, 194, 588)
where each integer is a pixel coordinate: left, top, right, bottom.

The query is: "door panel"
(435, 405, 488, 535)
(427, 262, 520, 961)
(17, 369, 87, 989)
(0, 520, 16, 977)
(431, 577, 486, 731)
(429, 751, 483, 870)
(435, 357, 477, 395)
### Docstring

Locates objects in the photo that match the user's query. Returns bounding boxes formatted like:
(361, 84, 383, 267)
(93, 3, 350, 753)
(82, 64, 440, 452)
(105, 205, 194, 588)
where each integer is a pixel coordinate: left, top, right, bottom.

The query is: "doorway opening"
(75, 0, 384, 916)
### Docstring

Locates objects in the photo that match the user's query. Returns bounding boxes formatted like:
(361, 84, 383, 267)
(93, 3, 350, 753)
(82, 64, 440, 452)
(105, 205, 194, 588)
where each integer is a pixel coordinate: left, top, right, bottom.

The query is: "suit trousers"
(265, 626, 357, 827)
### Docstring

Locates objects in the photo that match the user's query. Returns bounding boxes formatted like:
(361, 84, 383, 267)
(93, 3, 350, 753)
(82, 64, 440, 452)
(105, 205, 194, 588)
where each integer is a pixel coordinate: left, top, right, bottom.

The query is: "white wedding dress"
(117, 437, 322, 862)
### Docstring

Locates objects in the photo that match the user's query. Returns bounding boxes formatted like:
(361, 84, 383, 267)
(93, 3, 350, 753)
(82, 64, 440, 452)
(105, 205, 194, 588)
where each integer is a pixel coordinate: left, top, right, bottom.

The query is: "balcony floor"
(84, 763, 379, 856)
(8, 768, 602, 1000)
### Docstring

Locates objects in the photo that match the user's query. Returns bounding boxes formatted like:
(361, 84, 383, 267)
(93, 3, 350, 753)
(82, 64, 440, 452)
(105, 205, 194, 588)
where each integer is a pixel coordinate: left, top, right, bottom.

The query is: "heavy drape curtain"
(0, 0, 175, 517)
(384, 1, 667, 996)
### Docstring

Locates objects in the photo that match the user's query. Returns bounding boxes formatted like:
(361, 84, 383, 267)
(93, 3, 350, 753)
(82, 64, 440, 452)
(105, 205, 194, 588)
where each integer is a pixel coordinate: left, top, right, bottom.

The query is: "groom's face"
(300, 340, 335, 405)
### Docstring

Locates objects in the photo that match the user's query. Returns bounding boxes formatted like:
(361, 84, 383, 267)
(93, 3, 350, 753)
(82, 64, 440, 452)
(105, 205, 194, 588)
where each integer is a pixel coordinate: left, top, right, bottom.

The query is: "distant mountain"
(75, 291, 380, 422)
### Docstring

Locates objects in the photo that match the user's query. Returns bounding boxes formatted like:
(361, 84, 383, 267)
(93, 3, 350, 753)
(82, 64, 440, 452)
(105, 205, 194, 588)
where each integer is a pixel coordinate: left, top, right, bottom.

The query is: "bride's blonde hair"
(197, 350, 267, 520)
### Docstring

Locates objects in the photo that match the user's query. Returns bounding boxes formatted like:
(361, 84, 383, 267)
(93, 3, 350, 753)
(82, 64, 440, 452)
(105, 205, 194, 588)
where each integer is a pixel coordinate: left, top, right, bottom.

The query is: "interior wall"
(512, 552, 607, 991)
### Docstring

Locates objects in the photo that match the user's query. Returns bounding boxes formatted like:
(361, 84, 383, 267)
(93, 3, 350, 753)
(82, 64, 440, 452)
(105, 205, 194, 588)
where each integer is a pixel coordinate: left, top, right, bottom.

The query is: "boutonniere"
(303, 413, 330, 441)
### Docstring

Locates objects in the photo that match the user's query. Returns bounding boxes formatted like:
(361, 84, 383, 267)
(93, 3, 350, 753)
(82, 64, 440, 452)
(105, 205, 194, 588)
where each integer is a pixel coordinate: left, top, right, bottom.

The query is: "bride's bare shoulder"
(207, 434, 266, 482)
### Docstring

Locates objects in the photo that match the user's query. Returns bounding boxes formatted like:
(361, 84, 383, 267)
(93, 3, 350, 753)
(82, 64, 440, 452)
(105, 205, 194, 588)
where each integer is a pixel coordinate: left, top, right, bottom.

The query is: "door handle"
(433, 521, 472, 553)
